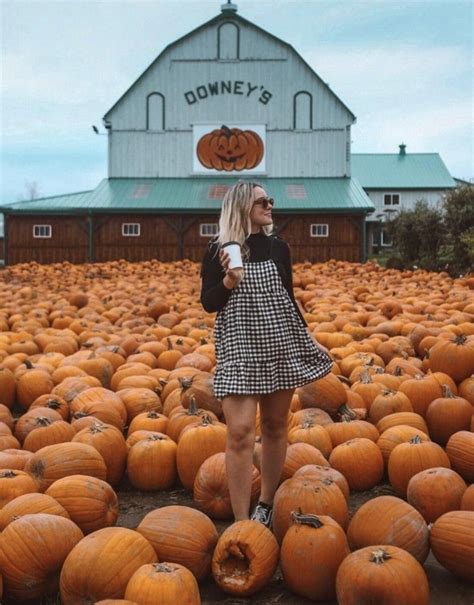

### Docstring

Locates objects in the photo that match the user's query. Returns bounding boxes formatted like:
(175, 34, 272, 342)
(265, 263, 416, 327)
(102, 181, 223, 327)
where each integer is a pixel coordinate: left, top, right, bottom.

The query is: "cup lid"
(222, 241, 241, 248)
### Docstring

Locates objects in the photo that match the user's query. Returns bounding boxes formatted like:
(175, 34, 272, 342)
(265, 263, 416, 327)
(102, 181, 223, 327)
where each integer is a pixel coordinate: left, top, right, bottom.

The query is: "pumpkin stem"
(370, 548, 392, 564)
(24, 359, 34, 369)
(1, 470, 17, 478)
(338, 403, 357, 419)
(179, 376, 193, 391)
(153, 562, 177, 573)
(302, 420, 315, 429)
(147, 410, 160, 418)
(409, 434, 422, 444)
(441, 384, 456, 398)
(382, 388, 395, 396)
(187, 395, 201, 416)
(291, 510, 324, 528)
(36, 416, 52, 426)
(454, 334, 467, 345)
(221, 124, 232, 137)
(360, 369, 373, 384)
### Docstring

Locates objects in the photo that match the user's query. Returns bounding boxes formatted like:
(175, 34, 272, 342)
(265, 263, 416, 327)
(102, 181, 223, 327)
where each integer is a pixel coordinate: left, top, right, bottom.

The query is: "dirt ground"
(116, 480, 474, 605)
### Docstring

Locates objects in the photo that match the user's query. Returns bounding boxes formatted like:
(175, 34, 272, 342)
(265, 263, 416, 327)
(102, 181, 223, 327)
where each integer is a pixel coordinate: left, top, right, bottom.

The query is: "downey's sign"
(184, 80, 273, 105)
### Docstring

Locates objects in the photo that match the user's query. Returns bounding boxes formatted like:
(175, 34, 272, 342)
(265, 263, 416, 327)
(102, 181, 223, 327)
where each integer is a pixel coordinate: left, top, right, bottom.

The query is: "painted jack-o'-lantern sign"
(197, 124, 264, 171)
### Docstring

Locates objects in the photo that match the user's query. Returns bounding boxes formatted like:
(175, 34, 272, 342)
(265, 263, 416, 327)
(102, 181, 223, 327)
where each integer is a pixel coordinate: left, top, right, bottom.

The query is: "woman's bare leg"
(258, 388, 294, 505)
(221, 394, 259, 521)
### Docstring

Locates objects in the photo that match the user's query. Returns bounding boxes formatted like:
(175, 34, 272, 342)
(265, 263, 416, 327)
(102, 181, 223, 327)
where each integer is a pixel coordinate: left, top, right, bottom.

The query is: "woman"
(200, 181, 333, 527)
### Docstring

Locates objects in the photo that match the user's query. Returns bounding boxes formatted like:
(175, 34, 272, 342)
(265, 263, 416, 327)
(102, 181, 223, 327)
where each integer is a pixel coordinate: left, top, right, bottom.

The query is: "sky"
(1, 0, 473, 203)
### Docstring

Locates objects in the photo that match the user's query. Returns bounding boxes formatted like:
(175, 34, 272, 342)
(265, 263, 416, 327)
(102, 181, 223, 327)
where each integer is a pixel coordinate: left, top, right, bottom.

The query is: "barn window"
(384, 193, 400, 206)
(146, 92, 165, 130)
(293, 91, 313, 130)
(381, 228, 393, 247)
(200, 223, 219, 237)
(122, 223, 141, 237)
(217, 22, 239, 60)
(310, 224, 328, 237)
(33, 225, 52, 238)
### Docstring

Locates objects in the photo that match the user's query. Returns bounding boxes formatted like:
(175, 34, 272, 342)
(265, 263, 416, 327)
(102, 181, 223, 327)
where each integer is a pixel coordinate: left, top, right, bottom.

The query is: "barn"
(1, 1, 457, 265)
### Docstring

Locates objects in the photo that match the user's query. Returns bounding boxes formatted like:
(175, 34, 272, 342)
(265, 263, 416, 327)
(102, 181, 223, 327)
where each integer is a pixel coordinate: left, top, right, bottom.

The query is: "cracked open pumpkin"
(211, 520, 279, 596)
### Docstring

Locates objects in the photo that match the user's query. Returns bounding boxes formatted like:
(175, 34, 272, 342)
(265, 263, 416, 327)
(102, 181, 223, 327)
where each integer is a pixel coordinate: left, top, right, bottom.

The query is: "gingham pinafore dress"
(212, 240, 334, 400)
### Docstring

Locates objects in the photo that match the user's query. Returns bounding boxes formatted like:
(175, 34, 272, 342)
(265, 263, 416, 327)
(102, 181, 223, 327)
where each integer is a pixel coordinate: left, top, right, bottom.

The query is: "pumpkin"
(16, 366, 54, 410)
(398, 374, 443, 417)
(335, 545, 429, 605)
(0, 513, 83, 601)
(137, 505, 218, 581)
(388, 435, 451, 497)
(124, 562, 201, 605)
(197, 125, 264, 172)
(0, 492, 70, 530)
(375, 411, 429, 435)
(24, 442, 107, 491)
(325, 418, 379, 447)
(45, 474, 118, 534)
(430, 510, 474, 583)
(287, 420, 333, 457)
(281, 512, 349, 600)
(23, 418, 76, 452)
(347, 495, 430, 563)
(211, 520, 279, 596)
(281, 442, 329, 481)
(176, 416, 227, 489)
(296, 373, 352, 416)
(0, 367, 16, 409)
(273, 475, 349, 543)
(116, 387, 162, 423)
(72, 422, 127, 486)
(425, 385, 473, 445)
(0, 469, 38, 507)
(329, 437, 384, 491)
(429, 333, 474, 383)
(407, 467, 467, 523)
(377, 425, 430, 467)
(445, 430, 474, 482)
(293, 463, 350, 501)
(460, 484, 474, 511)
(14, 406, 63, 443)
(127, 434, 177, 490)
(368, 388, 413, 424)
(59, 527, 157, 604)
(128, 410, 169, 435)
(0, 449, 33, 471)
(179, 374, 223, 419)
(193, 452, 260, 519)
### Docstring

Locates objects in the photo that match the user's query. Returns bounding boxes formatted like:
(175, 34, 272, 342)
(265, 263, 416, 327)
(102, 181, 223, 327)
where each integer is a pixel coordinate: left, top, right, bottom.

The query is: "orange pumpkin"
(197, 125, 264, 172)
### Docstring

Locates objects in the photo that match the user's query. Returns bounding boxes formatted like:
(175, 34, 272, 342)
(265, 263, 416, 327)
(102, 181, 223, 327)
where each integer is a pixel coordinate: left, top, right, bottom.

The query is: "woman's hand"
(220, 250, 244, 289)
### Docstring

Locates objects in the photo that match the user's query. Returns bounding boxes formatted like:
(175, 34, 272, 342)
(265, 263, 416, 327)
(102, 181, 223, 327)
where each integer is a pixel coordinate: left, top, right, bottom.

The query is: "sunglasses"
(253, 197, 274, 209)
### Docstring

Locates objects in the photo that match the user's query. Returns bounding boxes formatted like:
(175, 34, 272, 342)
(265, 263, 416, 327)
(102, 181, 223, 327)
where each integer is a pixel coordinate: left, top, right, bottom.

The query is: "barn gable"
(102, 5, 355, 131)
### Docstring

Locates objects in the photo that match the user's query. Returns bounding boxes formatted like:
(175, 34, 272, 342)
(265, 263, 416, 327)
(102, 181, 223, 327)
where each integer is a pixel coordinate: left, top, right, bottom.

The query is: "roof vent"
(399, 143, 406, 156)
(131, 184, 152, 199)
(221, 0, 238, 13)
(208, 184, 230, 199)
(287, 184, 307, 199)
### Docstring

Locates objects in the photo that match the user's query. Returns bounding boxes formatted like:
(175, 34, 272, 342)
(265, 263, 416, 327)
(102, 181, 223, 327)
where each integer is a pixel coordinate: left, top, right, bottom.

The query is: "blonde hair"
(214, 181, 273, 260)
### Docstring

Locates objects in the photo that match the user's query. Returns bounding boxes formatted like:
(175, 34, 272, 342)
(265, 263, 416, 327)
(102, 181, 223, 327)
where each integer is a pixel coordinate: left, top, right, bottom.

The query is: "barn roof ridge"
(102, 9, 356, 123)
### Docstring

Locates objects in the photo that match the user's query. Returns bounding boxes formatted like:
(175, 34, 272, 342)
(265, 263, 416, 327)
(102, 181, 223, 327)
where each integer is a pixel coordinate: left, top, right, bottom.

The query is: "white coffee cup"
(222, 241, 243, 269)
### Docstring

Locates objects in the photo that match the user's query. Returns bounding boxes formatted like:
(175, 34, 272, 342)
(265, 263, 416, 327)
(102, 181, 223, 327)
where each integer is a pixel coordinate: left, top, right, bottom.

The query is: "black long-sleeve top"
(200, 232, 308, 328)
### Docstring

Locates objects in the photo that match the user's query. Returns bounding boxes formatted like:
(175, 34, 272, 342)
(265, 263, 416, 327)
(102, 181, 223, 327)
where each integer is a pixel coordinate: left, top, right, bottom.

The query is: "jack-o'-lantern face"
(197, 125, 264, 171)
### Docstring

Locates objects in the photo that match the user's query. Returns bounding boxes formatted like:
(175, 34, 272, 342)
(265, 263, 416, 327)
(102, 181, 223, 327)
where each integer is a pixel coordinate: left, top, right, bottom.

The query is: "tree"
(438, 185, 474, 274)
(16, 180, 41, 202)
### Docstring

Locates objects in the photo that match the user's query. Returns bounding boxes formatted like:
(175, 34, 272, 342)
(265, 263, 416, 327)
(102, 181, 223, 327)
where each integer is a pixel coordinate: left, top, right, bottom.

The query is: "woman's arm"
(200, 243, 233, 313)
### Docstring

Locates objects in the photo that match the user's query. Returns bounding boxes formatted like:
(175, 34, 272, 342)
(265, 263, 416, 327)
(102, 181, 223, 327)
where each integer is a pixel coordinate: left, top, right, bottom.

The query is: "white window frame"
(381, 228, 393, 247)
(383, 193, 401, 206)
(33, 224, 52, 238)
(200, 223, 218, 237)
(310, 223, 329, 237)
(122, 223, 141, 237)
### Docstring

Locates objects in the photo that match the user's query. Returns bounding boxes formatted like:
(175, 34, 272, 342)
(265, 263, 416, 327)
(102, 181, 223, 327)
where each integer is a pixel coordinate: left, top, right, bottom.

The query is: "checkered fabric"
(213, 258, 334, 400)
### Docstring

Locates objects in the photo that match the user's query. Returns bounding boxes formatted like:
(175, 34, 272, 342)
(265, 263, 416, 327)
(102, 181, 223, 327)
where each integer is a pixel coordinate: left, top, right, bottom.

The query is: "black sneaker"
(251, 501, 273, 528)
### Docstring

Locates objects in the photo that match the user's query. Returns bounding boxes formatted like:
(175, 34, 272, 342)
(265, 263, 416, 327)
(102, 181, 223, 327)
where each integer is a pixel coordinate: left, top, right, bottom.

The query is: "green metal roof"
(351, 153, 456, 189)
(2, 178, 374, 215)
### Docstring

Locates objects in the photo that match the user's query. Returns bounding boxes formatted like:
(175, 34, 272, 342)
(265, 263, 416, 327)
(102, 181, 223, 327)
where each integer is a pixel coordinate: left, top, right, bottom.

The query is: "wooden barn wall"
(5, 213, 363, 265)
(275, 214, 362, 263)
(6, 216, 88, 265)
(93, 214, 177, 262)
